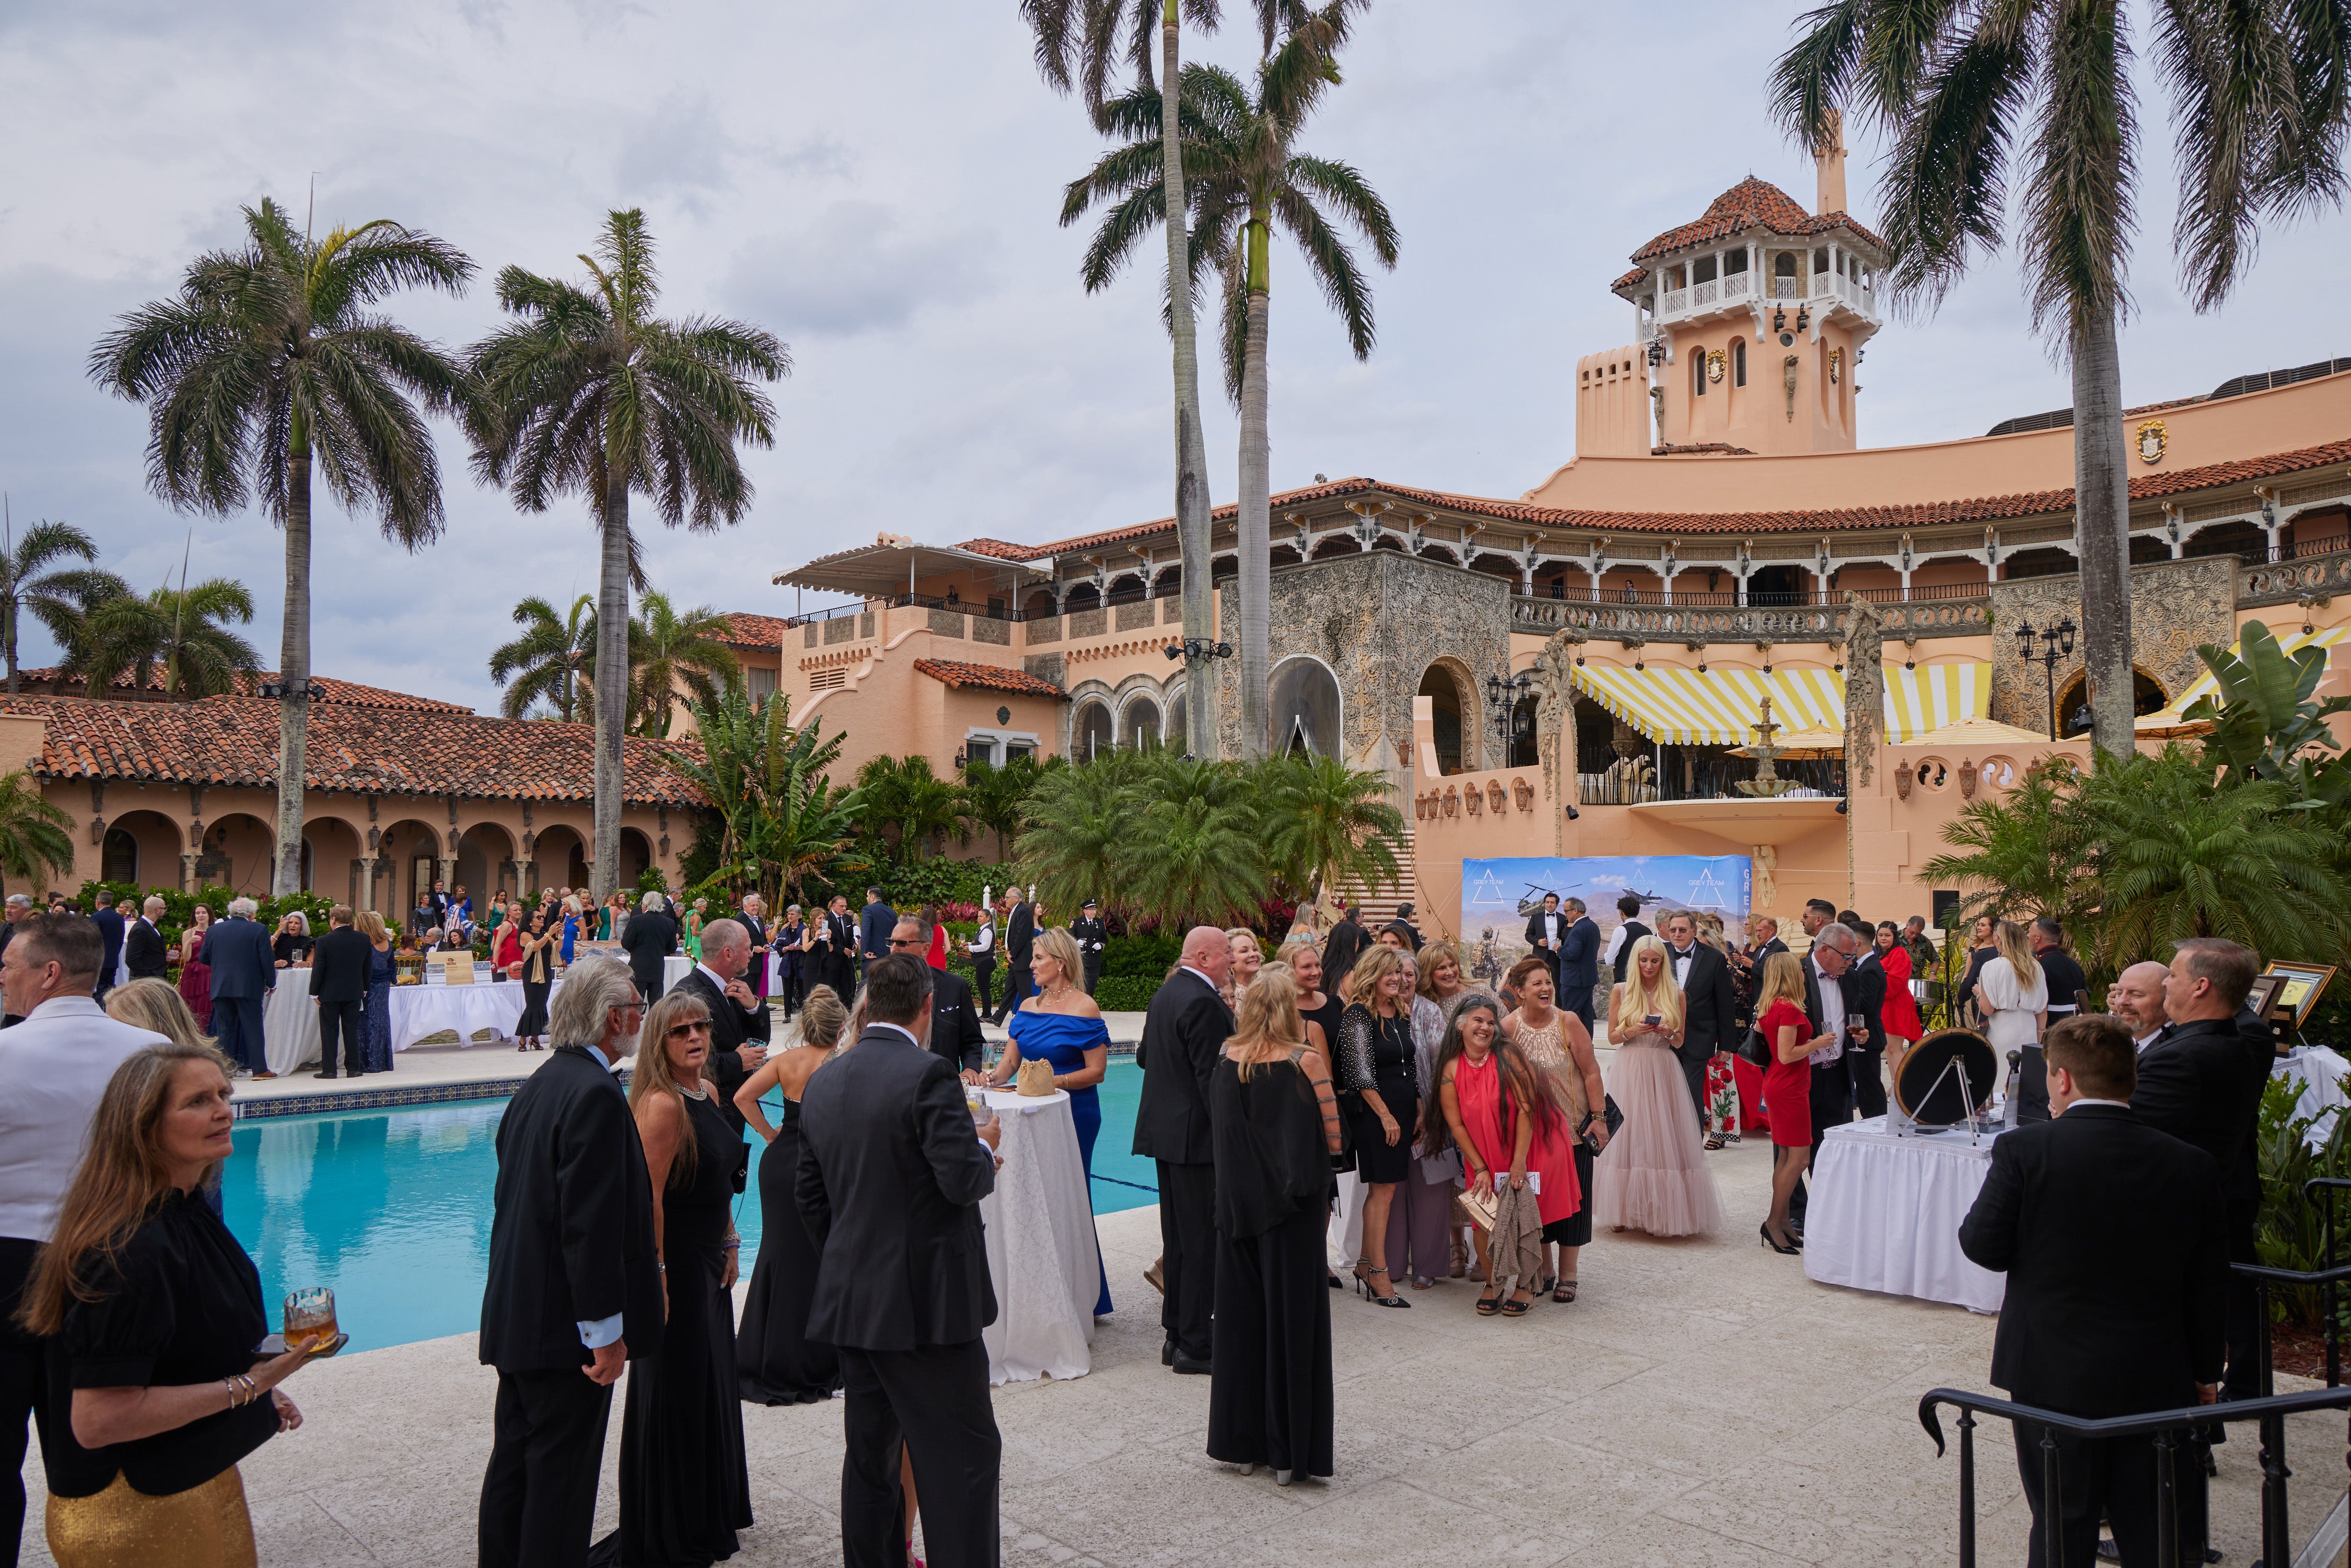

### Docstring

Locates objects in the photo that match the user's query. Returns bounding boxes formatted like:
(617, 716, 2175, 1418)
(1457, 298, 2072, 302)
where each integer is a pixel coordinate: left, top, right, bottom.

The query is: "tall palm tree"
(627, 592, 740, 738)
(1772, 2, 2351, 759)
(90, 198, 473, 892)
(1126, 751, 1267, 929)
(29, 572, 131, 690)
(466, 209, 788, 897)
(854, 754, 969, 863)
(78, 578, 261, 701)
(1260, 750, 1404, 905)
(1018, 752, 1139, 915)
(1915, 761, 2093, 929)
(0, 516, 119, 693)
(1026, 0, 1289, 758)
(487, 594, 598, 723)
(960, 754, 1041, 860)
(0, 771, 74, 898)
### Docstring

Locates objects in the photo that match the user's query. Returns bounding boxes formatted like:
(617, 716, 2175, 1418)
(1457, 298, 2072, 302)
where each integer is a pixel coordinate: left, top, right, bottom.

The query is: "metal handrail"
(1527, 582, 1992, 609)
(785, 593, 1027, 630)
(1918, 1383, 2351, 1567)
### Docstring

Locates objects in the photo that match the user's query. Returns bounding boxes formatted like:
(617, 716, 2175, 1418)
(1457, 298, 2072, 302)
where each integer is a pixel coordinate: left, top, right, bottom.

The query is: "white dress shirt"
(1808, 957, 1846, 1066)
(0, 997, 169, 1242)
(1670, 944, 1697, 987)
(576, 1037, 625, 1350)
(968, 920, 994, 956)
(1541, 913, 1561, 946)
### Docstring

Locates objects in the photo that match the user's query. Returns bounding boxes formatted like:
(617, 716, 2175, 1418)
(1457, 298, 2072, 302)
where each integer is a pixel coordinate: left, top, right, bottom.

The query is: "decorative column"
(437, 856, 458, 895)
(179, 854, 198, 894)
(516, 860, 538, 896)
(354, 856, 379, 912)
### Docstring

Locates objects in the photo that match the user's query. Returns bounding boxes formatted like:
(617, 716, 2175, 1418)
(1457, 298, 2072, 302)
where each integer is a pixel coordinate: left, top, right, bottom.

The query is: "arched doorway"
(195, 813, 277, 895)
(1417, 661, 1477, 775)
(100, 827, 137, 885)
(377, 820, 442, 916)
(99, 809, 182, 892)
(619, 828, 654, 889)
(1507, 694, 1540, 768)
(1270, 657, 1343, 758)
(302, 817, 364, 902)
(1074, 699, 1114, 759)
(458, 822, 517, 907)
(2055, 669, 2168, 738)
(1122, 696, 1161, 750)
(529, 825, 588, 896)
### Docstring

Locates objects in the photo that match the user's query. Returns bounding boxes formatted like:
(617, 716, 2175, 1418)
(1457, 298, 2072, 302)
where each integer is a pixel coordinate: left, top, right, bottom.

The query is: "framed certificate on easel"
(2263, 961, 2336, 1029)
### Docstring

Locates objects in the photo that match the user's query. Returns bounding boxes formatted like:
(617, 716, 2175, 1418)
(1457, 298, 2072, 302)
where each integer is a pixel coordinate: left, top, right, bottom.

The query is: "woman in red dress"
(1755, 950, 1825, 1253)
(922, 904, 950, 969)
(1873, 921, 1923, 1083)
(175, 903, 214, 1030)
(1430, 991, 1580, 1318)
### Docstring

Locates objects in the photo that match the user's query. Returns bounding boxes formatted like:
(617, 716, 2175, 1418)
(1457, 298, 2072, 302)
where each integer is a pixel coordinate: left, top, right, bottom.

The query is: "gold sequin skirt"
(46, 1466, 255, 1568)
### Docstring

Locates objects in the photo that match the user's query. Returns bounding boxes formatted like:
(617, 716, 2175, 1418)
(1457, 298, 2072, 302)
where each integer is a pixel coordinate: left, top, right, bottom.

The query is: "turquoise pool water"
(227, 1059, 1153, 1353)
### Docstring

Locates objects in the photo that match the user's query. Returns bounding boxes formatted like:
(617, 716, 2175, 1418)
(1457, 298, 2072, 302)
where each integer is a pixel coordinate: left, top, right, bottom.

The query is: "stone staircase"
(1327, 823, 1418, 930)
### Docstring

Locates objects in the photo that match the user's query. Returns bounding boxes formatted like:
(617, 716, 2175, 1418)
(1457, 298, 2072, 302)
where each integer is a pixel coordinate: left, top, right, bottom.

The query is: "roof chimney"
(1814, 107, 1847, 216)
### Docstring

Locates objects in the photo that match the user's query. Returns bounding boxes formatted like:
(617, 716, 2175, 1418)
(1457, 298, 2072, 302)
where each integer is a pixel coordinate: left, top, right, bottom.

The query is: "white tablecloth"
(975, 1087, 1098, 1384)
(262, 955, 699, 1074)
(1802, 1116, 2011, 1314)
(2275, 1046, 2350, 1146)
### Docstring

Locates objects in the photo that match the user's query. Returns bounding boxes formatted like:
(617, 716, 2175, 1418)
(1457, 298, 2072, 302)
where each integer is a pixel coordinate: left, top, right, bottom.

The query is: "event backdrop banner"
(1458, 855, 1753, 988)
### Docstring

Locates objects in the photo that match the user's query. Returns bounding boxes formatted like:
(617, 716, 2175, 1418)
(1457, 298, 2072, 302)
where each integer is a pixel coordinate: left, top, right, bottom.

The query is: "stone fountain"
(1735, 696, 1799, 798)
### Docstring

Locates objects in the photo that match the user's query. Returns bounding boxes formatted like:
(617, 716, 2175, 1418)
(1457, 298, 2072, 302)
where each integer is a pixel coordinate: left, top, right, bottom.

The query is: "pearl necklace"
(679, 1084, 707, 1101)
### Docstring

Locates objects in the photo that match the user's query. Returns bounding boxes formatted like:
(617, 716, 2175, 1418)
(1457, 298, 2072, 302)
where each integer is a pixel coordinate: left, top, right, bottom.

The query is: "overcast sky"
(4, 0, 2342, 713)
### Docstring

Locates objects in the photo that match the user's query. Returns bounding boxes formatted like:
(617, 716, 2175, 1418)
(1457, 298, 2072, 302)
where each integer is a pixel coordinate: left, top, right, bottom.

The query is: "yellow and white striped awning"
(1570, 660, 1990, 747)
(2136, 625, 2348, 732)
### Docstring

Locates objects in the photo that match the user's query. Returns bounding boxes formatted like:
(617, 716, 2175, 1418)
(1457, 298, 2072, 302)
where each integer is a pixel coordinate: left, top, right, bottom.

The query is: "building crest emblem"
(1705, 349, 1726, 384)
(2136, 420, 2168, 464)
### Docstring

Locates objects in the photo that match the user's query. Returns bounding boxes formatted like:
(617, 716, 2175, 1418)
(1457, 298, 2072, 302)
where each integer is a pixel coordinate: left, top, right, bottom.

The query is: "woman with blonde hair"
(17, 1042, 318, 1567)
(1275, 938, 1341, 1077)
(989, 925, 1113, 1315)
(104, 978, 213, 1052)
(1753, 951, 1829, 1253)
(1976, 918, 2049, 1053)
(353, 910, 397, 1073)
(1333, 944, 1423, 1308)
(601, 989, 752, 1563)
(1379, 942, 1470, 1289)
(1221, 927, 1265, 1012)
(1206, 969, 1341, 1483)
(1591, 935, 1722, 1237)
(736, 985, 848, 1404)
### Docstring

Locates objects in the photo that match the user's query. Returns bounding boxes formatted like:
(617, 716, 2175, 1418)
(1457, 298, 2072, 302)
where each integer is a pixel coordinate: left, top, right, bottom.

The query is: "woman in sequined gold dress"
(1498, 956, 1604, 1300)
(20, 1043, 319, 1568)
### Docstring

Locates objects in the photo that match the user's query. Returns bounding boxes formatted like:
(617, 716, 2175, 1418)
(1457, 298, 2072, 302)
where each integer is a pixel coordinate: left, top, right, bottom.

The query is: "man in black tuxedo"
(309, 905, 374, 1080)
(1661, 912, 1736, 1129)
(1132, 926, 1234, 1373)
(2135, 939, 2272, 1407)
(2109, 961, 2172, 1052)
(87, 890, 123, 1001)
(890, 917, 986, 1078)
(1786, 921, 1863, 1230)
(1070, 900, 1107, 994)
(740, 893, 774, 1020)
(2033, 916, 2090, 1024)
(666, 919, 770, 1138)
(796, 954, 1002, 1567)
(814, 893, 856, 999)
(1959, 1013, 2225, 1568)
(1843, 927, 1891, 1119)
(123, 895, 169, 981)
(1523, 893, 1566, 989)
(1383, 902, 1424, 952)
(619, 890, 679, 1006)
(1607, 893, 1650, 986)
(857, 886, 897, 986)
(993, 892, 1034, 1025)
(478, 959, 663, 1568)
(200, 897, 275, 1076)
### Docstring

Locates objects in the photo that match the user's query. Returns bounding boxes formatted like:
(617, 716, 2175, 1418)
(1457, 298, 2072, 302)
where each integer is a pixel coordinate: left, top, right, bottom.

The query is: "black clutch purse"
(1736, 1028, 1772, 1068)
(1576, 1095, 1624, 1154)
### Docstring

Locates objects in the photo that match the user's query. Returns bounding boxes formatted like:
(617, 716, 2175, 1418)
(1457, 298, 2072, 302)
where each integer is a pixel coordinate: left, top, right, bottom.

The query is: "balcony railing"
(1528, 582, 1991, 609)
(786, 592, 1026, 630)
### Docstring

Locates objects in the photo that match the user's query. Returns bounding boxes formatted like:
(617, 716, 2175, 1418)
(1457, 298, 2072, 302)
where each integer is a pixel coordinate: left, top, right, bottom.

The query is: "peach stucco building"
(767, 130, 2351, 944)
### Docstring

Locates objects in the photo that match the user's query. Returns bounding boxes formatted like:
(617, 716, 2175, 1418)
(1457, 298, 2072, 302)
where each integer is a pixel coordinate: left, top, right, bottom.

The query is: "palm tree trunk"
(1163, 1, 1218, 759)
(2071, 306, 2134, 760)
(1236, 213, 1272, 759)
(273, 438, 313, 896)
(593, 472, 630, 898)
(6, 587, 18, 694)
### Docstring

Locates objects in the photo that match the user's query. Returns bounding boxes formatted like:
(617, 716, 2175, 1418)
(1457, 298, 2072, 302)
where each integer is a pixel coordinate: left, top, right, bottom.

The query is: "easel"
(1891, 1053, 1984, 1145)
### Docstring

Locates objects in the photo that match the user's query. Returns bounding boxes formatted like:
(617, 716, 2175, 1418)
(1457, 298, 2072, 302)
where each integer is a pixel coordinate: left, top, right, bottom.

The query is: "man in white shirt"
(2109, 961, 2173, 1053)
(0, 913, 168, 1561)
(965, 910, 997, 1023)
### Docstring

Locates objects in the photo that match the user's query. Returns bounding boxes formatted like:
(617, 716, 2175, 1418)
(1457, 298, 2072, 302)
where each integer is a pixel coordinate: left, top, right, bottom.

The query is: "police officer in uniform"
(1071, 899, 1108, 996)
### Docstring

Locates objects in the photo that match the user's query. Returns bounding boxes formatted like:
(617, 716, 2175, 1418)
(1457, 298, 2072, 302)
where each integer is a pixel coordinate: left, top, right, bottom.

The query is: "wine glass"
(1846, 1013, 1869, 1043)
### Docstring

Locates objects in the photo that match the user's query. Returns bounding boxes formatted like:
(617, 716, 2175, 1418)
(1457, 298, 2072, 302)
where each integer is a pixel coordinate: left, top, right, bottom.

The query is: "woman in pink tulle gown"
(1592, 935, 1722, 1237)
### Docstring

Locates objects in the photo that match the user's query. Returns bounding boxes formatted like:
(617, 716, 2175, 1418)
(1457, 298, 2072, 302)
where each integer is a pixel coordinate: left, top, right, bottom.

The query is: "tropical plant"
(1915, 761, 2093, 931)
(465, 208, 788, 898)
(0, 770, 74, 898)
(1261, 749, 1403, 904)
(627, 592, 740, 738)
(89, 197, 474, 893)
(26, 570, 133, 690)
(1064, 9, 1392, 755)
(854, 754, 970, 863)
(1125, 752, 1267, 930)
(1018, 750, 1140, 916)
(0, 516, 124, 694)
(78, 578, 261, 700)
(959, 754, 1042, 860)
(1026, 0, 1291, 757)
(488, 594, 598, 723)
(660, 688, 863, 907)
(2189, 619, 2351, 802)
(1772, 2, 2351, 759)
(2076, 746, 2351, 970)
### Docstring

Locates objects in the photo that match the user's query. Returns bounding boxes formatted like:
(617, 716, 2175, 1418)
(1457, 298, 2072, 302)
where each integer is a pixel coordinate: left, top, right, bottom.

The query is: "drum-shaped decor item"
(1894, 1027, 1998, 1126)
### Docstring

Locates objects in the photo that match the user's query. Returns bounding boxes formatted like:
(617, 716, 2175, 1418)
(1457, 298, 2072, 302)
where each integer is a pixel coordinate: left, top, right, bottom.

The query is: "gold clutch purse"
(1459, 1180, 1502, 1233)
(1014, 1058, 1057, 1097)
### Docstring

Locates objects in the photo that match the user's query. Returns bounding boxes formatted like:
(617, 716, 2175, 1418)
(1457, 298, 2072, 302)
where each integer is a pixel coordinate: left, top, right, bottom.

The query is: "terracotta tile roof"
(13, 669, 472, 713)
(1614, 265, 1648, 289)
(7, 694, 707, 806)
(912, 659, 1068, 700)
(717, 612, 794, 651)
(1628, 177, 1888, 263)
(954, 438, 2351, 550)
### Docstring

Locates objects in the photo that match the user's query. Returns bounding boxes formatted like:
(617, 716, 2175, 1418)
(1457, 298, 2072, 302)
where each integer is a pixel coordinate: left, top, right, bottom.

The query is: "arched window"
(1075, 701, 1114, 759)
(1693, 345, 1706, 399)
(1733, 337, 1746, 387)
(101, 827, 137, 885)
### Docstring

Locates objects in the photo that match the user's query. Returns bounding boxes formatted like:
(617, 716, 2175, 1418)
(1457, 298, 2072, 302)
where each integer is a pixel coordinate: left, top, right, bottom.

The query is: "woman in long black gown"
(732, 984, 848, 1403)
(593, 990, 752, 1567)
(1207, 970, 1343, 1485)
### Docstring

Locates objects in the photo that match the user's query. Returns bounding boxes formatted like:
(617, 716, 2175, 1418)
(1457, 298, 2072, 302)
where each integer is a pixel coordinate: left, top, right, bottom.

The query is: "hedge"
(1090, 975, 1157, 1012)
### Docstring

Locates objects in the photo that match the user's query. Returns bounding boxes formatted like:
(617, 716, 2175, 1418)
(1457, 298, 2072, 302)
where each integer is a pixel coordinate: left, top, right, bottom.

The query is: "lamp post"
(1164, 638, 1232, 667)
(1485, 669, 1533, 766)
(2012, 616, 2077, 741)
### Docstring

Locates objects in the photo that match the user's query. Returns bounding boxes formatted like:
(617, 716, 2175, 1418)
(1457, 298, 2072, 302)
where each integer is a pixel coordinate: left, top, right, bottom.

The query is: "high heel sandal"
(1553, 1279, 1577, 1303)
(1499, 1287, 1532, 1318)
(1759, 1222, 1800, 1256)
(1358, 1265, 1412, 1308)
(1475, 1285, 1503, 1317)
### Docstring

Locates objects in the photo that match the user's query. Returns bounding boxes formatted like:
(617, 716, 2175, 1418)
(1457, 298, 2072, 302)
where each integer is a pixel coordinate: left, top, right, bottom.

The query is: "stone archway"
(1270, 656, 1343, 758)
(195, 812, 277, 896)
(1417, 657, 1481, 775)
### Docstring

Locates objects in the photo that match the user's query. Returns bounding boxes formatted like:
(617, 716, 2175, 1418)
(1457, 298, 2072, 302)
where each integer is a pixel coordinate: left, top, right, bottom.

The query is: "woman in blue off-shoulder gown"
(989, 927, 1114, 1316)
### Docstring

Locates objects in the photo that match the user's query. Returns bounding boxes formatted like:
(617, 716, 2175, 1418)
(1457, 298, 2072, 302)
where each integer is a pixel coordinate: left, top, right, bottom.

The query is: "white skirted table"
(974, 1087, 1100, 1385)
(1801, 1116, 2011, 1314)
(260, 956, 697, 1075)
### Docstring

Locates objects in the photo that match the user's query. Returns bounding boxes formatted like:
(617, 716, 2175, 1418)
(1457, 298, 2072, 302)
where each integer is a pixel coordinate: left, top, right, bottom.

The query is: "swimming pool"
(227, 1058, 1154, 1353)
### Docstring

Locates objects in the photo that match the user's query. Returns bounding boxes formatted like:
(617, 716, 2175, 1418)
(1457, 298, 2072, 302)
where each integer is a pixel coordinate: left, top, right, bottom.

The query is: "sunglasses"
(888, 936, 922, 948)
(665, 1019, 712, 1039)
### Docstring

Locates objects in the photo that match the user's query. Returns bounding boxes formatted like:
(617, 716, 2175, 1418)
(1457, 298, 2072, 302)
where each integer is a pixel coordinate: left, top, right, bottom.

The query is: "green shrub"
(2254, 1073, 2351, 1330)
(1102, 929, 1180, 981)
(1091, 975, 1159, 1012)
(75, 880, 337, 959)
